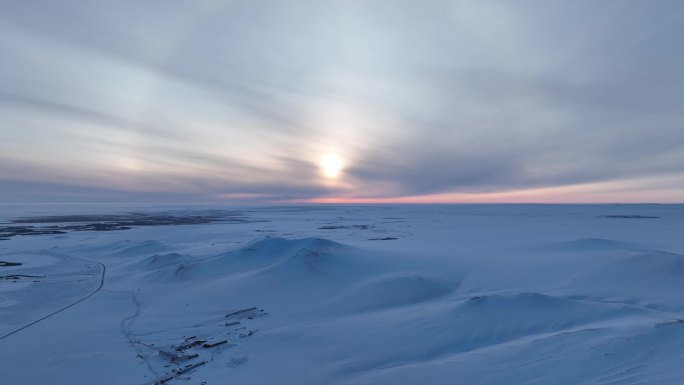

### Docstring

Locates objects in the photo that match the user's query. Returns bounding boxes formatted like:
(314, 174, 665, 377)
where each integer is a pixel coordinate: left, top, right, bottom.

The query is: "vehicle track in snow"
(102, 288, 159, 379)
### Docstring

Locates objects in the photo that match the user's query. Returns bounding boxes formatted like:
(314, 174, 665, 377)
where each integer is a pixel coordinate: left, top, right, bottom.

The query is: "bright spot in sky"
(320, 154, 344, 179)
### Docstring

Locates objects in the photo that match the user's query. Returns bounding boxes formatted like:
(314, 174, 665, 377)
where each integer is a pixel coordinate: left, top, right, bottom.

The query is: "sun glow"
(320, 154, 344, 179)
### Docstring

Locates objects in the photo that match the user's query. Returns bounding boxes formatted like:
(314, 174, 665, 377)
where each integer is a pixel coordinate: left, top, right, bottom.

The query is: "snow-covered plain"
(1, 204, 684, 385)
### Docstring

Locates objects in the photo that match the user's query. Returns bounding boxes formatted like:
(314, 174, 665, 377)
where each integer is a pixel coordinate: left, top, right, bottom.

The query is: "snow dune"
(0, 204, 683, 384)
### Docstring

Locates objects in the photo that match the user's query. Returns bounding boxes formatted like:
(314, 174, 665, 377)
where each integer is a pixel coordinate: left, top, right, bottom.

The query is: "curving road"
(0, 250, 106, 341)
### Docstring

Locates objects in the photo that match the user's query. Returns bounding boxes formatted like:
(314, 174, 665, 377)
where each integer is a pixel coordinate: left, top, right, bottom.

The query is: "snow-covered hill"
(1, 204, 683, 385)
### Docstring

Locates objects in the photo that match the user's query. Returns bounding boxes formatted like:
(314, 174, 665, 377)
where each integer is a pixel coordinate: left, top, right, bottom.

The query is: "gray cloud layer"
(1, 0, 683, 202)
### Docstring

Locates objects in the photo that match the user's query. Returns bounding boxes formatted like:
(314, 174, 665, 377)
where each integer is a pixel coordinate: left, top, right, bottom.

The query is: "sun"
(320, 154, 344, 179)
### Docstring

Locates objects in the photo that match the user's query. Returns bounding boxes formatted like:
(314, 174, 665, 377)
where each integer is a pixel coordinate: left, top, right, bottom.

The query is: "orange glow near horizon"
(281, 179, 684, 204)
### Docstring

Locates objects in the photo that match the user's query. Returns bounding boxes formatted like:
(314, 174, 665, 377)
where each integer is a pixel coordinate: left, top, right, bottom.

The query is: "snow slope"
(1, 204, 683, 384)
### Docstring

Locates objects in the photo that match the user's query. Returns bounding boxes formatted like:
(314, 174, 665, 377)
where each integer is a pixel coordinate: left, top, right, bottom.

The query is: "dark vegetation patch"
(0, 211, 259, 241)
(0, 261, 22, 267)
(0, 274, 45, 280)
(319, 225, 370, 230)
(601, 215, 660, 219)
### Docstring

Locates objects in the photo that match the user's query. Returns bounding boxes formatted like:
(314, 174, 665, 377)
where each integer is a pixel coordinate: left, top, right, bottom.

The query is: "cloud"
(1, 0, 683, 202)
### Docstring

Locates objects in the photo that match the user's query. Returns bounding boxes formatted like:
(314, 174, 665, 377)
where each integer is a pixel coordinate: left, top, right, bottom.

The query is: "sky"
(1, 0, 683, 204)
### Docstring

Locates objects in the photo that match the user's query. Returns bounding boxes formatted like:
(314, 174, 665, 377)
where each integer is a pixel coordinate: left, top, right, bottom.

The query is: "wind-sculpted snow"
(226, 237, 349, 274)
(283, 292, 659, 376)
(545, 237, 641, 252)
(1, 204, 683, 385)
(327, 272, 454, 313)
(555, 250, 684, 312)
(136, 253, 189, 270)
(64, 239, 170, 259)
(155, 238, 362, 283)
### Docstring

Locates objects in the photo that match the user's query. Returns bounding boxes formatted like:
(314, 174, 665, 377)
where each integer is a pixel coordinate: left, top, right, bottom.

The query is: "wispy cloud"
(1, 0, 683, 203)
